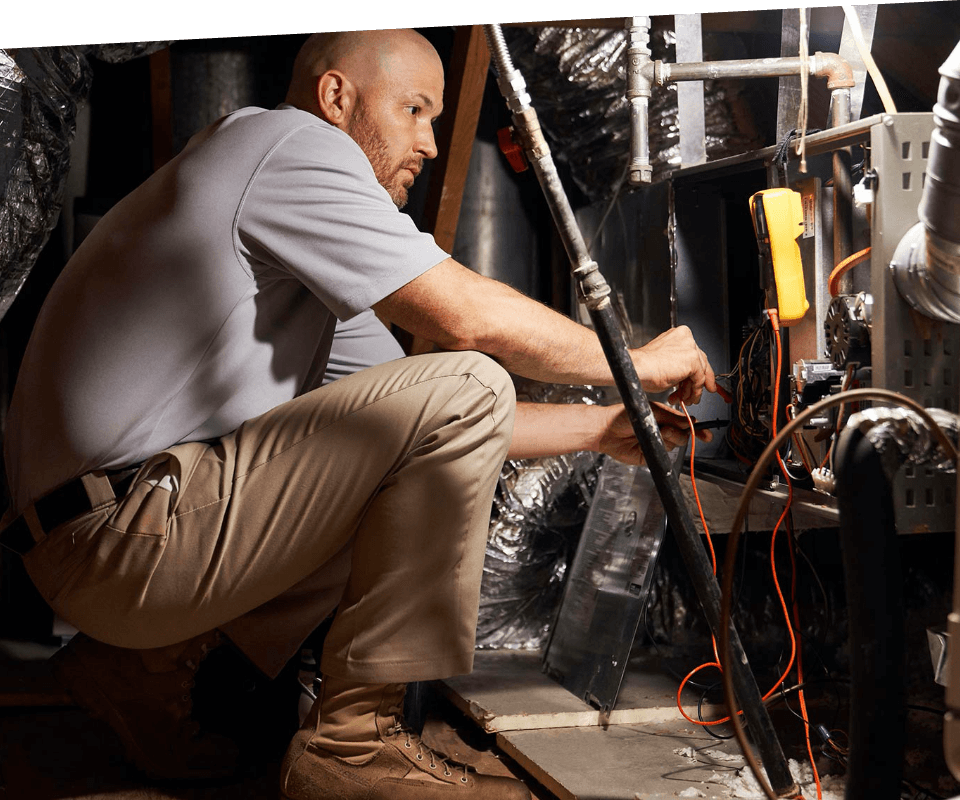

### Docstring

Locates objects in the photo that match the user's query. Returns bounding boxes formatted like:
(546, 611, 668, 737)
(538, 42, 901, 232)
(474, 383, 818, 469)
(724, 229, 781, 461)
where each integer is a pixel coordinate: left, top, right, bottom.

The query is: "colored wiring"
(771, 312, 821, 798)
(723, 319, 775, 465)
(676, 312, 824, 798)
(827, 247, 871, 297)
(675, 354, 801, 735)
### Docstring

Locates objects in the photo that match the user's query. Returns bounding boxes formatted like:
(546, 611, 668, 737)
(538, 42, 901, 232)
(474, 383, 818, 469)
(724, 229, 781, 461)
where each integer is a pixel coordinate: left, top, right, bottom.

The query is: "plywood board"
(439, 650, 720, 733)
(496, 721, 748, 800)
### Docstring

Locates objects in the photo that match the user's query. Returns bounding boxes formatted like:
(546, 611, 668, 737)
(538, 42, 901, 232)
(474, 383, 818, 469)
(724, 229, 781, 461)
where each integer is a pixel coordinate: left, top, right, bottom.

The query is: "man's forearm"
(376, 257, 715, 403)
(508, 399, 706, 464)
(507, 401, 610, 460)
(378, 259, 615, 386)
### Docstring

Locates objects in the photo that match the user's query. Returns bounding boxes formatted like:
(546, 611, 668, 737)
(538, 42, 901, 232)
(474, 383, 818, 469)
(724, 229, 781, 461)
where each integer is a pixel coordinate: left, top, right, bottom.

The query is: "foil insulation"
(848, 406, 960, 474)
(0, 43, 166, 322)
(502, 23, 764, 203)
(476, 382, 603, 650)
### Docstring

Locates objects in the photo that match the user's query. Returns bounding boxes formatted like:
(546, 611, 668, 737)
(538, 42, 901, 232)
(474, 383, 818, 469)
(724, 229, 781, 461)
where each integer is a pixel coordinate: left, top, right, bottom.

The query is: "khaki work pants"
(23, 351, 515, 682)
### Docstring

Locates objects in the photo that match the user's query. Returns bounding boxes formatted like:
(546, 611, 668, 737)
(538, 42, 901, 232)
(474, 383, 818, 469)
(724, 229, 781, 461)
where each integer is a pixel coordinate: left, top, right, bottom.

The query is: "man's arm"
(508, 401, 710, 463)
(373, 258, 716, 404)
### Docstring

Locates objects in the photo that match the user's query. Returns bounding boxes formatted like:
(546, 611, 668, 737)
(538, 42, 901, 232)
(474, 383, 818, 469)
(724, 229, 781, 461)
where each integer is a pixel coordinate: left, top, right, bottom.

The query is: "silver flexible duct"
(892, 40, 960, 323)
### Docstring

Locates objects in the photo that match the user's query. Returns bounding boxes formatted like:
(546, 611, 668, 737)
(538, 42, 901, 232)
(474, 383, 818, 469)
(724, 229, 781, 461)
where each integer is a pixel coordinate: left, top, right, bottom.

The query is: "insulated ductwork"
(892, 40, 960, 322)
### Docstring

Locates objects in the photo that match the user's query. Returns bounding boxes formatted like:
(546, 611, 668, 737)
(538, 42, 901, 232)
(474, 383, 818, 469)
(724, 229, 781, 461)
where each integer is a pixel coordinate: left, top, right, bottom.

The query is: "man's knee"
(445, 350, 516, 436)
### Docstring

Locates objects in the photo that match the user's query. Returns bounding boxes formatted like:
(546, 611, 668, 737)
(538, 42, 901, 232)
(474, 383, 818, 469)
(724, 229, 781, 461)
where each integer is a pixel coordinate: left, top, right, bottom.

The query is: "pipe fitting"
(483, 24, 531, 114)
(572, 260, 612, 310)
(626, 17, 653, 185)
(890, 223, 960, 323)
(511, 107, 550, 162)
(921, 40, 960, 250)
(496, 70, 532, 115)
(811, 51, 856, 90)
(626, 17, 652, 99)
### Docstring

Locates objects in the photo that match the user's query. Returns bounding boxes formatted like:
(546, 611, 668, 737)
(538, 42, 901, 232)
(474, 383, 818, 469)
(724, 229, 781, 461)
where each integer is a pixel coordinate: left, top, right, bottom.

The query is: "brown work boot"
(49, 631, 239, 781)
(280, 675, 531, 799)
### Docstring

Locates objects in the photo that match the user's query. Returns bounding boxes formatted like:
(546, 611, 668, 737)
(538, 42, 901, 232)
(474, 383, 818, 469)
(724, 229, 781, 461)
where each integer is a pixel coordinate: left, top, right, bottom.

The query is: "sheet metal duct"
(452, 137, 543, 300)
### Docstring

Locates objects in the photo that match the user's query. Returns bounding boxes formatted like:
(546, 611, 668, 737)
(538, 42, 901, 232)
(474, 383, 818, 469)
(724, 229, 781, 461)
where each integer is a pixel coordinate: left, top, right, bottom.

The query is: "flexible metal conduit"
(483, 23, 799, 798)
(892, 40, 960, 323)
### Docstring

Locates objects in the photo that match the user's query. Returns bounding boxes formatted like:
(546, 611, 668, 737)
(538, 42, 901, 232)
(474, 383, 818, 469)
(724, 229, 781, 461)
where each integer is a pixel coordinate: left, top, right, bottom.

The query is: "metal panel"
(837, 4, 879, 122)
(673, 181, 731, 458)
(790, 175, 832, 364)
(542, 457, 670, 713)
(675, 14, 706, 170)
(575, 183, 673, 345)
(775, 8, 811, 143)
(871, 112, 958, 533)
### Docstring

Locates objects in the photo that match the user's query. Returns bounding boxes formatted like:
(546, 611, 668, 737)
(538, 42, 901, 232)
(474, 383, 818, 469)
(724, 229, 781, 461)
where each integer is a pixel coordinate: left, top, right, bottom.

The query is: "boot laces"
(171, 640, 215, 735)
(388, 720, 470, 781)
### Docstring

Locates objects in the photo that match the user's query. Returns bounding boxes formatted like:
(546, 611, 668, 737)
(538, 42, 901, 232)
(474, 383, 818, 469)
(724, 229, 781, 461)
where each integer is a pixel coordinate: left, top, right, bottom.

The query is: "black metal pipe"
(481, 23, 797, 796)
(590, 302, 796, 796)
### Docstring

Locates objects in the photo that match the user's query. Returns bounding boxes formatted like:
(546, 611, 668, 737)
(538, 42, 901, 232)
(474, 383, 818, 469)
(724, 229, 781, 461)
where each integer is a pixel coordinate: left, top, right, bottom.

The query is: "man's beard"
(347, 105, 419, 209)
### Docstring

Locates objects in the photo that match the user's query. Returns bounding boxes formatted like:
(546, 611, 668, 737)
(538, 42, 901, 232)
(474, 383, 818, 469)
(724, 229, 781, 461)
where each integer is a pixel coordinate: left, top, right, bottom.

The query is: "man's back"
(5, 105, 445, 512)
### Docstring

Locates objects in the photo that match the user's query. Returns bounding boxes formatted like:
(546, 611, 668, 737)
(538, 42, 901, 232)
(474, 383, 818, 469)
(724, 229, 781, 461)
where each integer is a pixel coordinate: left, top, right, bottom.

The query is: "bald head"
(284, 29, 445, 208)
(285, 29, 443, 115)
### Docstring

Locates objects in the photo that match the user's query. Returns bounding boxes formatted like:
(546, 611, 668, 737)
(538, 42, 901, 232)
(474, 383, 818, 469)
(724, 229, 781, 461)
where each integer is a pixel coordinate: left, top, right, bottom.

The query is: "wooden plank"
(403, 26, 490, 356)
(421, 25, 489, 254)
(149, 47, 174, 172)
(438, 650, 720, 734)
(496, 721, 748, 800)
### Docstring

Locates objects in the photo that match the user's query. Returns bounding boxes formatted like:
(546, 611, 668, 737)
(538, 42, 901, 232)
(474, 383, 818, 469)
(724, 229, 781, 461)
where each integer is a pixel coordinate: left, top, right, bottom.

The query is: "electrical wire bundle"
(723, 318, 775, 466)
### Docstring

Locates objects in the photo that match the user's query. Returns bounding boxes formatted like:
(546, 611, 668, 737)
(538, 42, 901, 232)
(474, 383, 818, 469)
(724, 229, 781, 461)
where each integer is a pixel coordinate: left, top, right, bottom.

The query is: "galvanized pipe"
(483, 23, 798, 798)
(831, 88, 854, 292)
(657, 52, 854, 88)
(626, 17, 653, 185)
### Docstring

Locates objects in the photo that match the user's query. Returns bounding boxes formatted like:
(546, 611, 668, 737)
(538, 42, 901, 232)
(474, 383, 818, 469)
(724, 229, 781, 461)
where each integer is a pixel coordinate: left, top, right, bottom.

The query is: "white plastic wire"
(797, 8, 810, 173)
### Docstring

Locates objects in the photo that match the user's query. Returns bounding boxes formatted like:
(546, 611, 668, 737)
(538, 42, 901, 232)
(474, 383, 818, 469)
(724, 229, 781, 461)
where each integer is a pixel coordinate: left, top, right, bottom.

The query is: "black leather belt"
(0, 468, 139, 557)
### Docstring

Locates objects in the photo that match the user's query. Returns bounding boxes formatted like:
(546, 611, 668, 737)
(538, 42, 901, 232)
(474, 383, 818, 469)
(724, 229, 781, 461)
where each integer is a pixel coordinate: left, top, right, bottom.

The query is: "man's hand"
(597, 402, 712, 466)
(632, 325, 717, 405)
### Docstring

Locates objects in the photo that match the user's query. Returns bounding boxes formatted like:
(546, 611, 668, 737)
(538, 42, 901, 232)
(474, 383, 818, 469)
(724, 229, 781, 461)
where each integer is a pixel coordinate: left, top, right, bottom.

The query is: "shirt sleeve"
(235, 118, 448, 320)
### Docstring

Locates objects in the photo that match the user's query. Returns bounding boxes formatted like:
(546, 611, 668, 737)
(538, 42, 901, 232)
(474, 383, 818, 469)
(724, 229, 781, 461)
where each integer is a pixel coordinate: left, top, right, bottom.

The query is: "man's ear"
(316, 70, 355, 128)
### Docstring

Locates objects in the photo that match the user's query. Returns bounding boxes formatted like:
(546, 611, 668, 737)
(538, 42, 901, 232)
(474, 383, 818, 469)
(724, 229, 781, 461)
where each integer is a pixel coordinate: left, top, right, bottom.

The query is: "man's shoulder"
(219, 105, 332, 137)
(220, 104, 324, 137)
(214, 105, 360, 162)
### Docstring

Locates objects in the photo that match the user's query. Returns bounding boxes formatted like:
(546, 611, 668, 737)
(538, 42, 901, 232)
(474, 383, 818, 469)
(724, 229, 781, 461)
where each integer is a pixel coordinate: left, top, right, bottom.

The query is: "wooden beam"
(396, 26, 490, 355)
(149, 47, 174, 172)
(421, 25, 490, 254)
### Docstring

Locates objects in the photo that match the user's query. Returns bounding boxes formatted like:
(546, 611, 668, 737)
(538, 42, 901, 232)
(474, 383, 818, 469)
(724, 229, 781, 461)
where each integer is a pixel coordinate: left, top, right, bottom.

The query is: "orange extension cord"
(677, 310, 822, 797)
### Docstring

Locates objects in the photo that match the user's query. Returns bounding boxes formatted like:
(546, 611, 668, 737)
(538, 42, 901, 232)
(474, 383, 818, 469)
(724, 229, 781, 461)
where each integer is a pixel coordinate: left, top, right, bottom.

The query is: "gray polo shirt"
(5, 106, 447, 512)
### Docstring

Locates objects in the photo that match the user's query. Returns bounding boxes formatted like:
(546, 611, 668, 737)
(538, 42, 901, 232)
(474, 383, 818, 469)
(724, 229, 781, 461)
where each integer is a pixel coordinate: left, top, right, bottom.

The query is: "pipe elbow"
(814, 51, 855, 90)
